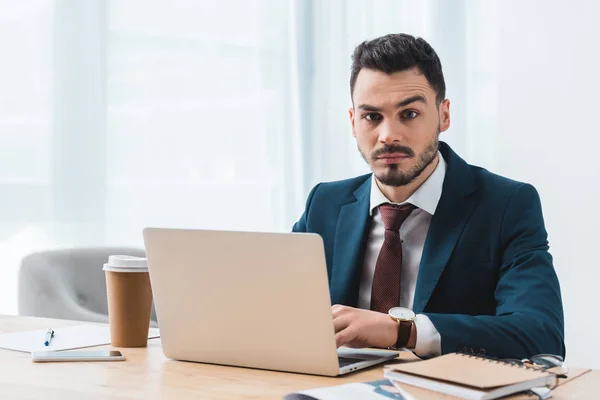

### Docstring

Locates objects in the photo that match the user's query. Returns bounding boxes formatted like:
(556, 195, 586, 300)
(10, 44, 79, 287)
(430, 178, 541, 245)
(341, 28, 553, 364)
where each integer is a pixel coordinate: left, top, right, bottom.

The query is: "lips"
(377, 153, 410, 164)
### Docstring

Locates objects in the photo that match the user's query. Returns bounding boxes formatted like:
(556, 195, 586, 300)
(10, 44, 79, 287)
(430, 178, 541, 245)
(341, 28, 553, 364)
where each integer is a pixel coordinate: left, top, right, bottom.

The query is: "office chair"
(18, 247, 158, 327)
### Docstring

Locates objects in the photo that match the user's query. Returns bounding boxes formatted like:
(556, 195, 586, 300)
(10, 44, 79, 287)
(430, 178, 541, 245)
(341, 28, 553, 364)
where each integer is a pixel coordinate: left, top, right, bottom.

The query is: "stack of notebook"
(283, 352, 558, 399)
(383, 352, 556, 400)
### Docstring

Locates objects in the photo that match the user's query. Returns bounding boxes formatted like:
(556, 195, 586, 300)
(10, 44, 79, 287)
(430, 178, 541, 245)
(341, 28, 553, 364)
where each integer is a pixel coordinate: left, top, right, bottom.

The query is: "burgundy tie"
(370, 203, 416, 313)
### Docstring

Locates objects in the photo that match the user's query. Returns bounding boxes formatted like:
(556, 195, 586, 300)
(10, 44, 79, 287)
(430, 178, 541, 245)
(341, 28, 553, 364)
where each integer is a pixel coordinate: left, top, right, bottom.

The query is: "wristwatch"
(388, 307, 415, 350)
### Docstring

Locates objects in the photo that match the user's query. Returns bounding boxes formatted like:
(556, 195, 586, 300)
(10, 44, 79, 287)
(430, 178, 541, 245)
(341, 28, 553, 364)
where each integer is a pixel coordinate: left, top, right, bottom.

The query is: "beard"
(359, 130, 440, 187)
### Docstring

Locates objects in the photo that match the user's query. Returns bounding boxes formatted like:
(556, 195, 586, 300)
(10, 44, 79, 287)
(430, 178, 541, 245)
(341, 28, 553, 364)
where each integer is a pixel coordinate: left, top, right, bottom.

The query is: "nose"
(378, 120, 405, 144)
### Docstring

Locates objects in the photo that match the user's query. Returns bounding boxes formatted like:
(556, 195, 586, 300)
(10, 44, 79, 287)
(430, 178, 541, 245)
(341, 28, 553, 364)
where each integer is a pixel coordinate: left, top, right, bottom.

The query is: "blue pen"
(44, 328, 54, 346)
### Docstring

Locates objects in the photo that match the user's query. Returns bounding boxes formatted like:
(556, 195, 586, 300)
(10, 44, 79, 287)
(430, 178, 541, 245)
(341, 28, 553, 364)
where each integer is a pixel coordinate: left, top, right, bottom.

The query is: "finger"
(345, 340, 367, 349)
(347, 342, 363, 349)
(331, 304, 344, 316)
(331, 304, 351, 318)
(333, 314, 351, 333)
(335, 326, 356, 348)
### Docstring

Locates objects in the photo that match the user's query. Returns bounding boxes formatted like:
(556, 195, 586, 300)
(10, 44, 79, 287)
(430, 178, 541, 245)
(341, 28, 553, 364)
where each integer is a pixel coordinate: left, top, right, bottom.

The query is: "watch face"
(388, 307, 416, 321)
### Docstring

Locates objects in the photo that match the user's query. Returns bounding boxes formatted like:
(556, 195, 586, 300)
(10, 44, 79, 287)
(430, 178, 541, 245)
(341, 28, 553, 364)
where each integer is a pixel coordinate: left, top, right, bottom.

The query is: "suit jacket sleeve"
(292, 183, 321, 233)
(423, 183, 566, 359)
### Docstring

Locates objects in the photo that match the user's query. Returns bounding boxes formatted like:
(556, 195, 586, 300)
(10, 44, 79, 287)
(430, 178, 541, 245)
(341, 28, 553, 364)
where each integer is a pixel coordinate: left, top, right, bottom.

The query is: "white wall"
(466, 0, 600, 369)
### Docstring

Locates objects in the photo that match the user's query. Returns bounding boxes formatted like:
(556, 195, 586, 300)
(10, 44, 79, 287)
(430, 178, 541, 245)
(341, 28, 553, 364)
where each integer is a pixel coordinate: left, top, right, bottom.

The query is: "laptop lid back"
(143, 228, 340, 376)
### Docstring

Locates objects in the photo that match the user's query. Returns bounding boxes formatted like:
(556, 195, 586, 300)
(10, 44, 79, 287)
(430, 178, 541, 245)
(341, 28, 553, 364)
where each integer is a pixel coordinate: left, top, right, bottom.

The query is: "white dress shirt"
(357, 152, 446, 358)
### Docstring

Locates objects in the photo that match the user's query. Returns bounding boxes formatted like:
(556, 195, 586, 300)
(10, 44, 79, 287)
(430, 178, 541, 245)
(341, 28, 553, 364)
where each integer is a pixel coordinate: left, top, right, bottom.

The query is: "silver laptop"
(142, 227, 398, 376)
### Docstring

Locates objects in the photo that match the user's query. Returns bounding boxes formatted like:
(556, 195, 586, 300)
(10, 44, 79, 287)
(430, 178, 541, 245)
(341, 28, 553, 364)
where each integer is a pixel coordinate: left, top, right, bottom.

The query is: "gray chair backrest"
(18, 247, 157, 326)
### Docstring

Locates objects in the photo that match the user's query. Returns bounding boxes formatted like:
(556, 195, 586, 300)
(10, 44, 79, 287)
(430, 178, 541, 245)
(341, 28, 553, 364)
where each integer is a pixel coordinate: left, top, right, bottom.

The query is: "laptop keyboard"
(338, 356, 365, 368)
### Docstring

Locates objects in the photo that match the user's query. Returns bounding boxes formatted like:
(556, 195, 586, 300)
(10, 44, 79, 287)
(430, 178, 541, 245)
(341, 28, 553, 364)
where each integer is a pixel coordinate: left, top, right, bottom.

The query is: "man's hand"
(332, 304, 399, 349)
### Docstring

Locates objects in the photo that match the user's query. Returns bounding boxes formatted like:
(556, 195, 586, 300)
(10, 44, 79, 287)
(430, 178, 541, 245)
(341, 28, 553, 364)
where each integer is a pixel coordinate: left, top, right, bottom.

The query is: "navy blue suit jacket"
(292, 142, 565, 359)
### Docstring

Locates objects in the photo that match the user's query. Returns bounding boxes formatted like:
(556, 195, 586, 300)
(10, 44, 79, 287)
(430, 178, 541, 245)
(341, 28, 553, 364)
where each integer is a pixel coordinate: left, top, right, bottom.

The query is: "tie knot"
(378, 203, 416, 231)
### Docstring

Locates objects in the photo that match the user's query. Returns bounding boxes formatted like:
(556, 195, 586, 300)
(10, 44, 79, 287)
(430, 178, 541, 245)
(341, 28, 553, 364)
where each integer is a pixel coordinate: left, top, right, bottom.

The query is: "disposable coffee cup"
(103, 255, 153, 347)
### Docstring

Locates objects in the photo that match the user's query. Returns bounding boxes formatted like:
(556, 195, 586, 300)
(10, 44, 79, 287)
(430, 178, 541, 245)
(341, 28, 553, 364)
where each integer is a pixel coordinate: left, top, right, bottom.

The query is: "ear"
(349, 107, 357, 138)
(439, 99, 451, 133)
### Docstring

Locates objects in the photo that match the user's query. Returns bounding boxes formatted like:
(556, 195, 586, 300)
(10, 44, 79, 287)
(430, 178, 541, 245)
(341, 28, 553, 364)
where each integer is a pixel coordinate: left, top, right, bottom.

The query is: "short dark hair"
(350, 33, 446, 105)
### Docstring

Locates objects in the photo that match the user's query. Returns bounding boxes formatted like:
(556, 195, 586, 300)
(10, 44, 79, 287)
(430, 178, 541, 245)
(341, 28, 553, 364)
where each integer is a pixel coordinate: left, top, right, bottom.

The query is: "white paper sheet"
(0, 324, 160, 353)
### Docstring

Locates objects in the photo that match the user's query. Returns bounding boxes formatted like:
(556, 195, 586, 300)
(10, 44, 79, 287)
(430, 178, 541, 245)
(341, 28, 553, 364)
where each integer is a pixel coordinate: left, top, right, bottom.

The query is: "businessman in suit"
(292, 33, 565, 359)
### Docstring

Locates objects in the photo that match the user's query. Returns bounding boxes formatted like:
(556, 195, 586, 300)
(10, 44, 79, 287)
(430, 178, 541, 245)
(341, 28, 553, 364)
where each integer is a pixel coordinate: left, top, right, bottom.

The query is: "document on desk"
(283, 379, 416, 400)
(283, 379, 552, 400)
(0, 324, 160, 353)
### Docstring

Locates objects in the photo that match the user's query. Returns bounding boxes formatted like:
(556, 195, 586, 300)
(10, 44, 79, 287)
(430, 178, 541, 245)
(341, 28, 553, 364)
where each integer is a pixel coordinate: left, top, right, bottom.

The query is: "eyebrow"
(357, 95, 427, 112)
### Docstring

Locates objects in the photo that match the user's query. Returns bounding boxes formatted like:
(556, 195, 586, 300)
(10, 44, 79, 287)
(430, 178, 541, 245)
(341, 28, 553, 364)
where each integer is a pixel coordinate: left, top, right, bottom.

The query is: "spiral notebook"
(383, 352, 556, 400)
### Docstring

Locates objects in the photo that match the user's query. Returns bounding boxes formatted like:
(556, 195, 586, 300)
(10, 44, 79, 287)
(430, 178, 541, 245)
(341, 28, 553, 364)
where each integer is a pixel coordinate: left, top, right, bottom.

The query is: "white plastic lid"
(103, 255, 148, 273)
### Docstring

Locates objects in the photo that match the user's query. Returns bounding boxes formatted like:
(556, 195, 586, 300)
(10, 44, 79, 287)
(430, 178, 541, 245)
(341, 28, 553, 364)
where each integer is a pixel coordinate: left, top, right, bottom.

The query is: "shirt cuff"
(412, 314, 441, 358)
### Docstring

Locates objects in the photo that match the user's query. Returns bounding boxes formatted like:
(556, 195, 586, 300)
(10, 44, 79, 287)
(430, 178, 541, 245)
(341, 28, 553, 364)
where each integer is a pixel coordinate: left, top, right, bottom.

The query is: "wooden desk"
(0, 316, 596, 399)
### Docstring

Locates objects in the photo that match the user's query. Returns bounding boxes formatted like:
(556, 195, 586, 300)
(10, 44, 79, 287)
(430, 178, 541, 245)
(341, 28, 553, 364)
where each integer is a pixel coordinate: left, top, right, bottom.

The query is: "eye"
(401, 110, 419, 120)
(364, 113, 382, 122)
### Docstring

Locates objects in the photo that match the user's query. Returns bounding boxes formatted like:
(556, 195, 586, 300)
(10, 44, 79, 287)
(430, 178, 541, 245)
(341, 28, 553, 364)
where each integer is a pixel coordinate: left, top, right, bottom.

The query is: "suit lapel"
(413, 143, 479, 313)
(329, 177, 371, 307)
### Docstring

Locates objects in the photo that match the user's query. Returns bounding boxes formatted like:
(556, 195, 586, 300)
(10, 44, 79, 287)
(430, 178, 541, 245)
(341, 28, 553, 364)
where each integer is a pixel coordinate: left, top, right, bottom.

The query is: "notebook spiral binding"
(456, 351, 542, 372)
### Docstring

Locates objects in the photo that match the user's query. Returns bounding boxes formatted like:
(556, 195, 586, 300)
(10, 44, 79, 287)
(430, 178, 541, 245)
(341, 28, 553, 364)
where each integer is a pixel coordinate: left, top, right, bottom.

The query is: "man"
(292, 33, 565, 360)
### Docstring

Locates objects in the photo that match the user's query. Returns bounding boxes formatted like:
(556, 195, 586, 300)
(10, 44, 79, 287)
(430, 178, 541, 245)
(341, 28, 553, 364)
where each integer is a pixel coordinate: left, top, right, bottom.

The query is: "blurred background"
(1, 0, 598, 368)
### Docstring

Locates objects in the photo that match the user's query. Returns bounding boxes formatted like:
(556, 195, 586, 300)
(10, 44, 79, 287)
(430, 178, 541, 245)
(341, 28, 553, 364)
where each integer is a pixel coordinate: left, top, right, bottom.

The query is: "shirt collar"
(369, 152, 447, 216)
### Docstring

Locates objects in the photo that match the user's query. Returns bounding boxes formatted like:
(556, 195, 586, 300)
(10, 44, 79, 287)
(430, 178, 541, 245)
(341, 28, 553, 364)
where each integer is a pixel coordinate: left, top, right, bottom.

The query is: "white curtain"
(0, 1, 56, 315)
(0, 0, 307, 314)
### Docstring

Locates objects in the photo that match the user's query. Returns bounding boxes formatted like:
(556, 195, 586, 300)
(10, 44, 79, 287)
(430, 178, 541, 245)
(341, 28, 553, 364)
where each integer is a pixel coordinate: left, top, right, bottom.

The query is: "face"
(350, 68, 450, 187)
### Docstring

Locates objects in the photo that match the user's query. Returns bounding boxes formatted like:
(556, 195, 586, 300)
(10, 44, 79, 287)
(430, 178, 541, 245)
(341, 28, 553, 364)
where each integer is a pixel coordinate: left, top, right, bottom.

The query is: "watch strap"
(392, 320, 413, 349)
